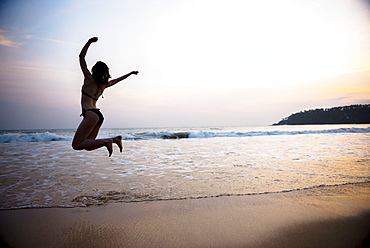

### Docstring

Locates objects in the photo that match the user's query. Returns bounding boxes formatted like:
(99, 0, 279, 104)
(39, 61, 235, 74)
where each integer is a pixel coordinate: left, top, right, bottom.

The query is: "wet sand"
(0, 183, 369, 248)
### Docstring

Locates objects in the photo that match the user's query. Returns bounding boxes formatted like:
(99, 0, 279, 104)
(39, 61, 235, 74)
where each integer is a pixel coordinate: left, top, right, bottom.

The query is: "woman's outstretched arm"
(79, 37, 98, 77)
(106, 71, 139, 87)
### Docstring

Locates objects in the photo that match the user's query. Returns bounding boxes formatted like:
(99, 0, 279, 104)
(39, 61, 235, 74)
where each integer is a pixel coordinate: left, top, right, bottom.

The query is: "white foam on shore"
(1, 182, 369, 210)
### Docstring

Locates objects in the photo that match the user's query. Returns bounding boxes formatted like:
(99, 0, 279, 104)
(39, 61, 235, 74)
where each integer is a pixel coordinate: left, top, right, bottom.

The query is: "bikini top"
(82, 88, 99, 101)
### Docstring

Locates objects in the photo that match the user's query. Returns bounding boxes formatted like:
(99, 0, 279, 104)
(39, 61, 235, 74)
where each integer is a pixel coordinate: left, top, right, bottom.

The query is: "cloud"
(25, 34, 80, 47)
(327, 67, 370, 78)
(0, 30, 23, 47)
(8, 64, 79, 76)
(37, 37, 79, 46)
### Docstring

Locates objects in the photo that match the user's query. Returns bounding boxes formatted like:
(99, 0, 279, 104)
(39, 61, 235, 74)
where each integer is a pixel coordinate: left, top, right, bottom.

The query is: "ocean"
(0, 124, 369, 209)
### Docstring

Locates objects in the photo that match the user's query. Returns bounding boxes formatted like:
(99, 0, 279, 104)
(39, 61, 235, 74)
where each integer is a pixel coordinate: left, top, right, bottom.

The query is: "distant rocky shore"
(274, 104, 370, 125)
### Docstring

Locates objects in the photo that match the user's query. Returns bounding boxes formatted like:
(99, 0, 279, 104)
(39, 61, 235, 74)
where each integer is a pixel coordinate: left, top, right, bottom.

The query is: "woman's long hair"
(92, 61, 111, 85)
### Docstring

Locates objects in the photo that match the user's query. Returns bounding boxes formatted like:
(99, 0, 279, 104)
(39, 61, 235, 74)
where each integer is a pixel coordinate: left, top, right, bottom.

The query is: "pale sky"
(0, 0, 369, 129)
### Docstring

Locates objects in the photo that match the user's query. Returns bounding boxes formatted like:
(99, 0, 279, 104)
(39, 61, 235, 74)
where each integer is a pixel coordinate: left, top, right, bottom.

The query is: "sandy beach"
(0, 182, 369, 248)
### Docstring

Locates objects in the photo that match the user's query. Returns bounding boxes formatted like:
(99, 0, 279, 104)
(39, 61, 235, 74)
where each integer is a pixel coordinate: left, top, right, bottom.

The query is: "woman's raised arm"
(106, 71, 139, 88)
(79, 37, 98, 78)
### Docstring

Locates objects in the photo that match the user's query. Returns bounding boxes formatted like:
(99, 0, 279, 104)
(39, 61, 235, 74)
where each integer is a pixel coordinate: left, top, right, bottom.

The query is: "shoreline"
(1, 183, 369, 248)
(1, 181, 369, 210)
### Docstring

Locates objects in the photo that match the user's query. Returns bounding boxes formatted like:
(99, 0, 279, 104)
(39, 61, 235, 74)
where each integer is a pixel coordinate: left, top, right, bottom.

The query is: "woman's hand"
(88, 37, 98, 43)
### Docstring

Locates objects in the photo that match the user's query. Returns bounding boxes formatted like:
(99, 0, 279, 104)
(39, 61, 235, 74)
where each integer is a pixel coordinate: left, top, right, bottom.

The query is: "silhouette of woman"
(72, 37, 138, 156)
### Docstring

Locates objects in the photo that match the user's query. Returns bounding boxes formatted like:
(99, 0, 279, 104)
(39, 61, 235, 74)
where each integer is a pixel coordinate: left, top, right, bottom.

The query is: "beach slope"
(1, 183, 369, 248)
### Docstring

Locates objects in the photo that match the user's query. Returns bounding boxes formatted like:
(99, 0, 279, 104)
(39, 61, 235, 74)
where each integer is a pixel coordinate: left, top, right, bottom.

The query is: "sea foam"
(0, 126, 369, 143)
(0, 132, 71, 143)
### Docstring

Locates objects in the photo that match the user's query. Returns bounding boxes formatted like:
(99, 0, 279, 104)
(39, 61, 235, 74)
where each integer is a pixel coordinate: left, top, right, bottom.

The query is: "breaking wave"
(0, 126, 369, 143)
(0, 132, 71, 143)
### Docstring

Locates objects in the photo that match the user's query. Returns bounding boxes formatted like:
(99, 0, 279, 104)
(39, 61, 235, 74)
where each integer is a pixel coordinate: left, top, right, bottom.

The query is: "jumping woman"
(72, 37, 138, 156)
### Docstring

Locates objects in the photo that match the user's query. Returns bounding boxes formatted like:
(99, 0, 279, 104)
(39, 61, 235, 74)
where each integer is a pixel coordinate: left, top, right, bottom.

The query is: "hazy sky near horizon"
(0, 0, 369, 129)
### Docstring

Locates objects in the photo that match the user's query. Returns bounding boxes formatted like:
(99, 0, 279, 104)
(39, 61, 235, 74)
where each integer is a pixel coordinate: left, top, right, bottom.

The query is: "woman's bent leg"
(73, 138, 113, 157)
(86, 119, 122, 153)
(72, 112, 113, 156)
(86, 121, 102, 140)
(80, 138, 113, 156)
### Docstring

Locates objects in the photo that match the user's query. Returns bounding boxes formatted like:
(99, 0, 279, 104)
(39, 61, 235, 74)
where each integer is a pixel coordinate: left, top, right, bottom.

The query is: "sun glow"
(0, 0, 369, 128)
(116, 0, 370, 91)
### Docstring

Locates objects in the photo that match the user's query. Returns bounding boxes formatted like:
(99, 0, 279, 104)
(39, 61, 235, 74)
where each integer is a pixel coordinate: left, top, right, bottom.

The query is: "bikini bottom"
(80, 108, 104, 124)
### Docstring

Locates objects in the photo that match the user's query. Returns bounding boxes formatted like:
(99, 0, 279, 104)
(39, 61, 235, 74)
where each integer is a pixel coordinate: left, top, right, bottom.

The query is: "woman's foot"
(112, 136, 123, 152)
(105, 139, 113, 157)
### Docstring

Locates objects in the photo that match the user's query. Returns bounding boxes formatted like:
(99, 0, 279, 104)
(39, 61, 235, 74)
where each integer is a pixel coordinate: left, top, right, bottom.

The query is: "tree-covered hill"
(274, 104, 370, 125)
